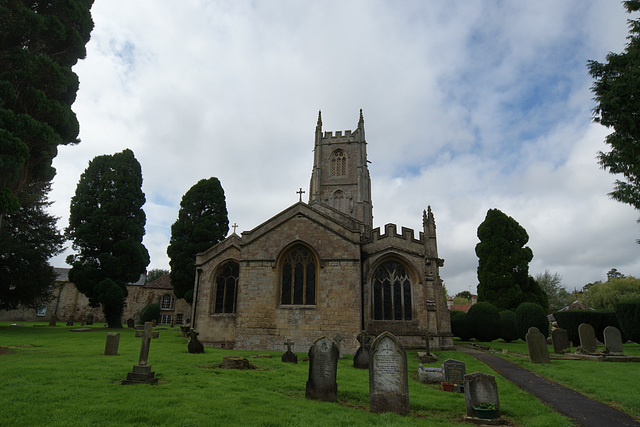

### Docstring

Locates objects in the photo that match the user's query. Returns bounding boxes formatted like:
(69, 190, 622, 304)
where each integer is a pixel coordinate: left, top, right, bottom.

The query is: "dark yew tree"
(588, 2, 640, 236)
(66, 149, 149, 327)
(476, 209, 546, 311)
(167, 177, 228, 302)
(0, 0, 94, 216)
(0, 181, 64, 310)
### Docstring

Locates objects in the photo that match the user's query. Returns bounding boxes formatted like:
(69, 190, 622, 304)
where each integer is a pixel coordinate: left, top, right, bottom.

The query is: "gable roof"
(145, 274, 172, 290)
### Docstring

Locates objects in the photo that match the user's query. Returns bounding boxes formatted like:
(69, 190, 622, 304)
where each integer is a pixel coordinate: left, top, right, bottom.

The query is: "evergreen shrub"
(499, 310, 519, 342)
(516, 302, 549, 340)
(140, 303, 160, 324)
(614, 300, 640, 343)
(467, 302, 500, 342)
(552, 310, 622, 344)
(450, 311, 471, 341)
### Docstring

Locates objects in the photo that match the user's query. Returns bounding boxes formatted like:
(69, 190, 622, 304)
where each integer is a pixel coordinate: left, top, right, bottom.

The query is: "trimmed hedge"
(499, 310, 519, 342)
(614, 301, 640, 343)
(553, 309, 626, 345)
(450, 311, 471, 341)
(516, 302, 548, 340)
(140, 303, 160, 324)
(467, 302, 500, 342)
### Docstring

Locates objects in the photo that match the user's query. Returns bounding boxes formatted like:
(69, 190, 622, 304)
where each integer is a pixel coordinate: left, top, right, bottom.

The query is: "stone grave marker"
(305, 336, 339, 402)
(48, 315, 57, 327)
(369, 332, 409, 414)
(442, 359, 466, 392)
(334, 334, 344, 359)
(104, 332, 120, 356)
(417, 365, 444, 384)
(187, 329, 204, 354)
(86, 314, 94, 325)
(464, 372, 501, 420)
(66, 319, 74, 326)
(604, 326, 624, 354)
(127, 318, 135, 328)
(122, 322, 159, 384)
(526, 326, 550, 364)
(551, 328, 570, 354)
(419, 334, 437, 363)
(353, 330, 371, 369)
(578, 323, 597, 353)
(281, 339, 298, 363)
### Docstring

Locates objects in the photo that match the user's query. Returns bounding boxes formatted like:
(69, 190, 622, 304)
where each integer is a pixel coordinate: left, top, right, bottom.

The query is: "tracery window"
(280, 245, 316, 305)
(213, 261, 239, 313)
(372, 260, 412, 320)
(160, 294, 174, 310)
(331, 150, 347, 176)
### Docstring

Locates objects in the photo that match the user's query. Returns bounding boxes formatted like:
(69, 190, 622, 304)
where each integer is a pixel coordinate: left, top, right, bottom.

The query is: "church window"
(213, 260, 239, 313)
(331, 150, 347, 176)
(372, 260, 412, 321)
(160, 294, 174, 310)
(280, 246, 316, 305)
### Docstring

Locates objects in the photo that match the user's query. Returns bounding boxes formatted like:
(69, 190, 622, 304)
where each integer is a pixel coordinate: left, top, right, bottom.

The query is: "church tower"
(308, 110, 373, 230)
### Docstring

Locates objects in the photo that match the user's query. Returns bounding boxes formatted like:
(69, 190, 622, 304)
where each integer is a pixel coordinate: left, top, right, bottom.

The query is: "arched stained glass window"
(213, 261, 239, 313)
(331, 150, 347, 176)
(281, 245, 316, 305)
(372, 260, 412, 320)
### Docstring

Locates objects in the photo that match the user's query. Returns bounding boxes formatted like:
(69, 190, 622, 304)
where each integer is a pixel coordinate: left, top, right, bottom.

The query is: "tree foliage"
(588, 2, 640, 230)
(466, 301, 501, 342)
(535, 270, 573, 313)
(0, 0, 94, 215)
(588, 276, 640, 309)
(167, 177, 228, 301)
(476, 209, 540, 310)
(146, 268, 169, 284)
(65, 149, 149, 327)
(0, 182, 64, 309)
(516, 302, 549, 340)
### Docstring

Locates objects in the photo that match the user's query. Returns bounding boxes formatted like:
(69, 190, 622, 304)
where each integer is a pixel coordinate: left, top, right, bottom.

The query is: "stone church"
(191, 111, 453, 353)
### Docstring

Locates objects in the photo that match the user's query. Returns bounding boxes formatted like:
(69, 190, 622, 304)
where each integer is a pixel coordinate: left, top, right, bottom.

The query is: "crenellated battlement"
(322, 128, 360, 141)
(367, 223, 423, 244)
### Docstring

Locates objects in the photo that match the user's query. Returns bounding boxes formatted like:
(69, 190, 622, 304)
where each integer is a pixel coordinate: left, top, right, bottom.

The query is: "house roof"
(144, 274, 172, 289)
(451, 304, 472, 313)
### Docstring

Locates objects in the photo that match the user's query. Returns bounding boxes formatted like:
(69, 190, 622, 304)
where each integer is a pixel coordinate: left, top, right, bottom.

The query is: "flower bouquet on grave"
(472, 401, 498, 419)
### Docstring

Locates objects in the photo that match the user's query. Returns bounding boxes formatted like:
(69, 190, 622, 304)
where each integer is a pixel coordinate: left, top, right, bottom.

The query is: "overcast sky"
(49, 1, 639, 296)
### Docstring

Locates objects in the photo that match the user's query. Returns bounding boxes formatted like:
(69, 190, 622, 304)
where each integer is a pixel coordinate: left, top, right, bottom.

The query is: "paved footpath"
(456, 345, 640, 427)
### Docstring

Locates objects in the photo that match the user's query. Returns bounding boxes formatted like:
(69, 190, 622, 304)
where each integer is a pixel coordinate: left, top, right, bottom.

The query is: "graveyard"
(3, 322, 640, 426)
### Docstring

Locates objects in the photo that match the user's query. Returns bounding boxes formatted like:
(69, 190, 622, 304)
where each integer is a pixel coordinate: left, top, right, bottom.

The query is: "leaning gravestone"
(551, 328, 570, 354)
(104, 332, 120, 356)
(578, 323, 597, 353)
(464, 372, 501, 420)
(122, 322, 159, 384)
(442, 359, 466, 392)
(305, 337, 339, 402)
(526, 326, 550, 364)
(282, 339, 298, 363)
(86, 314, 94, 326)
(187, 329, 204, 354)
(127, 318, 135, 329)
(353, 330, 371, 369)
(604, 326, 624, 354)
(369, 332, 409, 414)
(66, 319, 74, 326)
(334, 334, 344, 359)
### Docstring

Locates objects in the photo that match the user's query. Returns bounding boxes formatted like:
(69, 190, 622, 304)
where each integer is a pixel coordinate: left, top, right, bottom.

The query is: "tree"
(588, 2, 640, 233)
(456, 291, 473, 300)
(0, 0, 94, 217)
(65, 149, 149, 328)
(588, 276, 640, 309)
(167, 177, 228, 301)
(607, 268, 626, 280)
(535, 270, 572, 313)
(475, 208, 534, 310)
(0, 181, 64, 310)
(146, 268, 169, 284)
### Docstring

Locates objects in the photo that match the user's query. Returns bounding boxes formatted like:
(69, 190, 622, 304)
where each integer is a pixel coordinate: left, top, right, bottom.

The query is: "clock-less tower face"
(309, 110, 373, 230)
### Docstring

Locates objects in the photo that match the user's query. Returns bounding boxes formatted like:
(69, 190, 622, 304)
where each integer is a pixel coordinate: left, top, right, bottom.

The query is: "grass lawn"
(0, 322, 574, 426)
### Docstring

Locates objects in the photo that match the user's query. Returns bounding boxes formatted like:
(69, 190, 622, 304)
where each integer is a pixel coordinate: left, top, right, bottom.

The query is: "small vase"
(441, 382, 454, 392)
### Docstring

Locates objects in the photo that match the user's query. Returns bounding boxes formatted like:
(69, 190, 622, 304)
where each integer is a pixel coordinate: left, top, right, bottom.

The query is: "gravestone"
(86, 314, 94, 326)
(551, 328, 570, 354)
(526, 326, 550, 364)
(122, 322, 159, 384)
(353, 331, 371, 369)
(127, 318, 135, 329)
(442, 359, 466, 392)
(419, 334, 437, 363)
(187, 329, 204, 354)
(578, 323, 597, 353)
(305, 336, 339, 402)
(464, 372, 501, 420)
(104, 332, 120, 356)
(66, 319, 73, 326)
(48, 315, 57, 327)
(604, 326, 624, 354)
(281, 339, 298, 363)
(369, 332, 409, 414)
(334, 334, 344, 359)
(417, 364, 444, 384)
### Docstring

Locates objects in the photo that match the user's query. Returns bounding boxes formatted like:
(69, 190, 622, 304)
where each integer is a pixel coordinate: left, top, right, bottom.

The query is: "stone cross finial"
(284, 339, 294, 352)
(232, 223, 238, 234)
(297, 188, 305, 202)
(134, 322, 159, 366)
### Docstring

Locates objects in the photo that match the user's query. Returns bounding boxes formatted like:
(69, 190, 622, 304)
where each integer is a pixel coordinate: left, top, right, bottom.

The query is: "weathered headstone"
(578, 323, 597, 353)
(187, 329, 204, 354)
(305, 337, 339, 402)
(127, 318, 135, 329)
(122, 322, 159, 384)
(86, 314, 94, 325)
(526, 326, 550, 364)
(104, 332, 120, 356)
(464, 372, 501, 420)
(369, 332, 409, 414)
(281, 339, 298, 363)
(418, 334, 437, 363)
(417, 364, 444, 384)
(604, 326, 624, 354)
(442, 359, 466, 392)
(551, 328, 570, 354)
(66, 319, 73, 326)
(353, 330, 371, 369)
(334, 334, 344, 359)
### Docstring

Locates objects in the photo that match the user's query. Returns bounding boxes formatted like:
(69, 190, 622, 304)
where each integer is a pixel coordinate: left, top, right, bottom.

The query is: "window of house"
(372, 260, 412, 320)
(331, 150, 347, 176)
(161, 294, 174, 310)
(36, 305, 47, 316)
(213, 260, 239, 313)
(175, 313, 184, 324)
(281, 245, 316, 305)
(159, 314, 173, 325)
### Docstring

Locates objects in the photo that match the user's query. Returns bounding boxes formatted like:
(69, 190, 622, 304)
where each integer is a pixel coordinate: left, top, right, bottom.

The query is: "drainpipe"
(192, 268, 203, 329)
